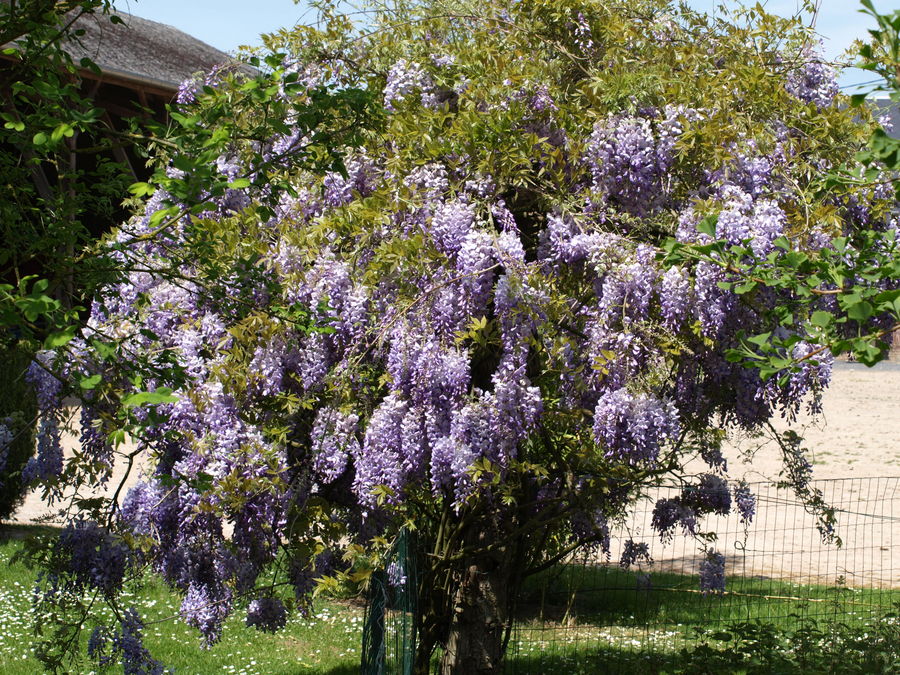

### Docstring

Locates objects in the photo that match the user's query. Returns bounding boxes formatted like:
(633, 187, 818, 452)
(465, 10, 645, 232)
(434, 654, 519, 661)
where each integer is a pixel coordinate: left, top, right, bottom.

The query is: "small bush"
(675, 608, 900, 674)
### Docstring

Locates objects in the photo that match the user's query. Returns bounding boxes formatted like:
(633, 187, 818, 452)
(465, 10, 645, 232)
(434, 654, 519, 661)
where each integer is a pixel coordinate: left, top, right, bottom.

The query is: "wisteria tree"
(20, 0, 900, 673)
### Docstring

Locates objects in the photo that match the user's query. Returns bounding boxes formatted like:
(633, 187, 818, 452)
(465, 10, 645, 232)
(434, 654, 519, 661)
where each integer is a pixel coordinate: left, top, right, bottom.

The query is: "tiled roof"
(64, 9, 233, 91)
(872, 100, 900, 139)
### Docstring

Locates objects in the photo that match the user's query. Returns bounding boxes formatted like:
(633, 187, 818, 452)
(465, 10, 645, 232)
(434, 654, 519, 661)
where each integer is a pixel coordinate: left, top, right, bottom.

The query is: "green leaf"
(149, 206, 178, 228)
(192, 472, 214, 492)
(50, 123, 74, 142)
(43, 325, 77, 348)
(724, 349, 746, 363)
(746, 332, 772, 348)
(810, 311, 833, 328)
(129, 182, 155, 197)
(846, 301, 874, 322)
(158, 474, 177, 487)
(32, 132, 48, 146)
(78, 374, 102, 390)
(772, 236, 791, 251)
(75, 497, 107, 511)
(122, 388, 178, 407)
(171, 154, 196, 172)
(696, 214, 718, 238)
(227, 178, 251, 189)
(90, 339, 116, 360)
(79, 57, 102, 76)
(875, 289, 900, 309)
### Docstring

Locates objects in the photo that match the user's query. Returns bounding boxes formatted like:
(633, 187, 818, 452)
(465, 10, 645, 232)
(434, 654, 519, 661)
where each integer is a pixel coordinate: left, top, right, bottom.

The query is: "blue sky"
(121, 0, 887, 90)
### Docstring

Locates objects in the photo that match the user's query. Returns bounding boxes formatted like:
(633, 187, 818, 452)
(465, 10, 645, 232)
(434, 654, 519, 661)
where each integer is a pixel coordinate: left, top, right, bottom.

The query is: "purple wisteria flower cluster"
(384, 59, 435, 111)
(0, 421, 12, 478)
(786, 48, 839, 109)
(585, 106, 688, 216)
(699, 550, 726, 594)
(88, 608, 166, 674)
(54, 519, 130, 595)
(652, 476, 733, 543)
(593, 389, 680, 465)
(733, 482, 756, 524)
(246, 597, 288, 632)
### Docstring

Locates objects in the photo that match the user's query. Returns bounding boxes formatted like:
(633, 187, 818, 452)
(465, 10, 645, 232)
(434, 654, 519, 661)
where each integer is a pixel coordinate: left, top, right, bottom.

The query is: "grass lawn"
(2, 525, 899, 674)
(0, 526, 363, 675)
(504, 563, 900, 673)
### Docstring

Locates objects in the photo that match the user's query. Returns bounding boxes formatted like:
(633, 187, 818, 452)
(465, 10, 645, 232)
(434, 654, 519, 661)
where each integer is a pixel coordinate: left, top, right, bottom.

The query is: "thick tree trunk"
(439, 553, 512, 675)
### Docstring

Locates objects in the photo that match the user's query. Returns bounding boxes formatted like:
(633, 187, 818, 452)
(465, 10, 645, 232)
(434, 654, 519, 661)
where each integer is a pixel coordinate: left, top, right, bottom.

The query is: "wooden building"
(1, 7, 234, 235)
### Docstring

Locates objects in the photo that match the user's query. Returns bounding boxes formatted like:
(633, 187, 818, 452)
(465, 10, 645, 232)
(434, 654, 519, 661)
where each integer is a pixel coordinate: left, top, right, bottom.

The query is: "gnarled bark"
(439, 552, 512, 675)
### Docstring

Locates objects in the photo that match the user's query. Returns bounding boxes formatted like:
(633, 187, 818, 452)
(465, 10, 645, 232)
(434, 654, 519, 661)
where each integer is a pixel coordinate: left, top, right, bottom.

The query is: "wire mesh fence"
(361, 529, 418, 675)
(363, 477, 900, 674)
(507, 476, 900, 673)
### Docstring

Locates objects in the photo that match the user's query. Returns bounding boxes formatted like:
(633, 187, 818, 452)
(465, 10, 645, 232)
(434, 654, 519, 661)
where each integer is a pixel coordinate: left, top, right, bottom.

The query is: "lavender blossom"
(0, 422, 13, 477)
(593, 389, 679, 464)
(713, 186, 787, 257)
(786, 50, 839, 108)
(651, 497, 698, 541)
(384, 59, 434, 111)
(733, 482, 756, 524)
(405, 163, 449, 200)
(25, 356, 62, 411)
(457, 230, 497, 311)
(597, 246, 658, 324)
(659, 266, 692, 331)
(22, 417, 62, 484)
(387, 560, 408, 588)
(573, 12, 594, 53)
(430, 200, 475, 255)
(529, 85, 557, 112)
(355, 394, 408, 506)
(699, 550, 726, 594)
(311, 408, 360, 483)
(682, 474, 731, 515)
(55, 519, 130, 594)
(763, 341, 833, 420)
(619, 539, 652, 568)
(116, 608, 166, 675)
(176, 74, 201, 105)
(586, 110, 682, 216)
(246, 597, 288, 632)
(80, 407, 113, 479)
(181, 582, 232, 646)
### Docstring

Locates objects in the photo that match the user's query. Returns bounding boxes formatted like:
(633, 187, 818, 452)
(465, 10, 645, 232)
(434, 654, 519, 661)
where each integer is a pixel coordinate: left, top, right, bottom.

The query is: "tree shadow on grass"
(0, 523, 59, 542)
(268, 666, 358, 675)
(504, 647, 681, 675)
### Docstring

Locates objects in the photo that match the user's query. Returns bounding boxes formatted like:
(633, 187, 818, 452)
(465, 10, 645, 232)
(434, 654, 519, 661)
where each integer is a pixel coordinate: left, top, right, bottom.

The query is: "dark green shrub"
(0, 348, 37, 521)
(675, 608, 900, 675)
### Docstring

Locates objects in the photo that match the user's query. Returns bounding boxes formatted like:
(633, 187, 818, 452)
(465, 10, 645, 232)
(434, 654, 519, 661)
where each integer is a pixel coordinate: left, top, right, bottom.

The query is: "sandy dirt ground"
(609, 359, 900, 588)
(13, 405, 143, 526)
(12, 360, 900, 587)
(725, 360, 900, 483)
